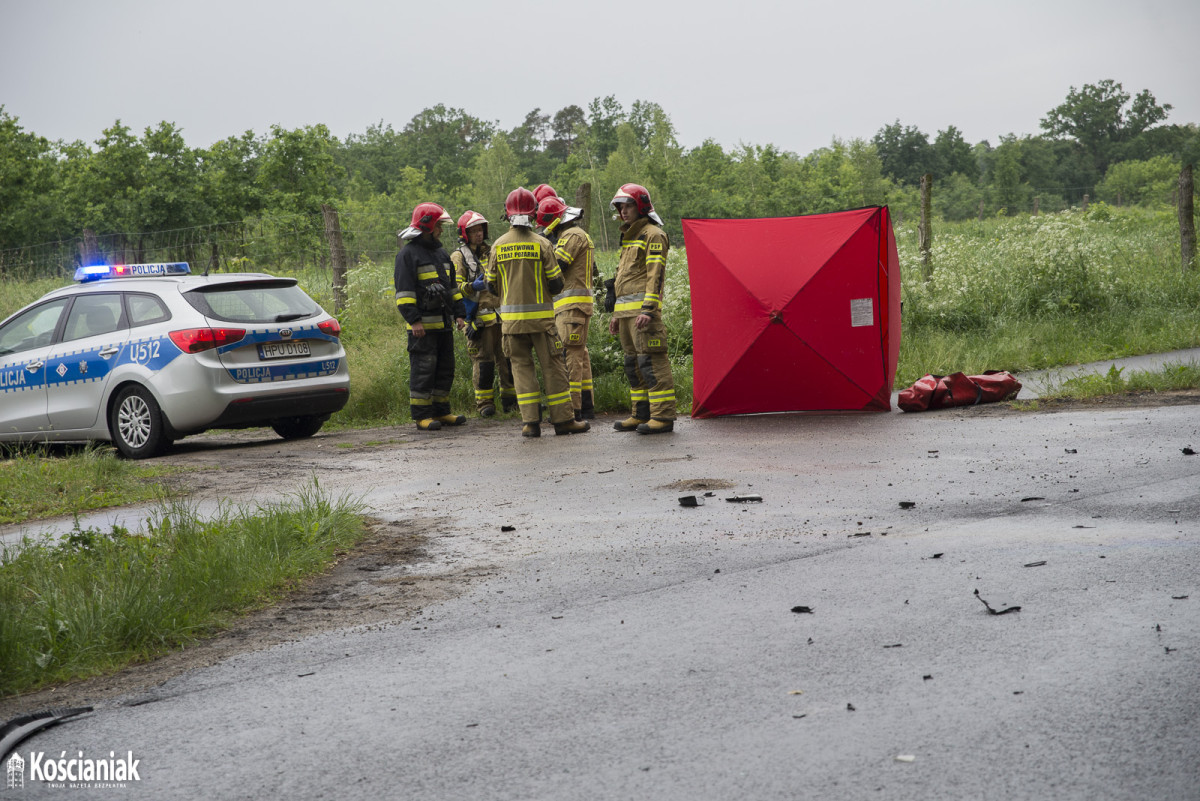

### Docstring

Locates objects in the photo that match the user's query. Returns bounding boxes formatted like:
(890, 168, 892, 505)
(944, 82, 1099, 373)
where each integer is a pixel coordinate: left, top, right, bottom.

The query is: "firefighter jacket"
(452, 244, 500, 328)
(613, 217, 669, 319)
(485, 226, 563, 335)
(551, 224, 596, 317)
(394, 237, 466, 331)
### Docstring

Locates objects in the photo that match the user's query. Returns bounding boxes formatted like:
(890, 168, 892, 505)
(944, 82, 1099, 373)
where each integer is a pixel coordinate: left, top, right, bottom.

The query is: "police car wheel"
(110, 385, 171, 459)
(271, 415, 326, 440)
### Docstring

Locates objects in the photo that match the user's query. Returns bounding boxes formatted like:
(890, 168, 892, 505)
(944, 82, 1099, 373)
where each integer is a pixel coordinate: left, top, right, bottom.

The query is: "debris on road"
(930, 553, 944, 559)
(0, 707, 93, 764)
(791, 606, 814, 614)
(846, 703, 856, 712)
(1024, 561, 1047, 568)
(923, 675, 933, 681)
(849, 532, 872, 538)
(894, 755, 916, 763)
(501, 525, 516, 532)
(883, 643, 903, 648)
(678, 495, 703, 507)
(726, 494, 763, 503)
(788, 690, 804, 695)
(975, 589, 1021, 615)
(1182, 447, 1195, 455)
(598, 468, 615, 474)
(1065, 448, 1077, 454)
(1020, 497, 1045, 502)
(899, 501, 916, 509)
(1171, 595, 1189, 600)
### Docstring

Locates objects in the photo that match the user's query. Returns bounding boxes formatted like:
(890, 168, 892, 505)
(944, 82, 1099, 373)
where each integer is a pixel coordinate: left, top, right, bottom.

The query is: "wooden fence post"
(1033, 196, 1039, 216)
(321, 204, 349, 313)
(919, 173, 933, 282)
(1082, 194, 1089, 211)
(1180, 164, 1196, 272)
(978, 199, 985, 221)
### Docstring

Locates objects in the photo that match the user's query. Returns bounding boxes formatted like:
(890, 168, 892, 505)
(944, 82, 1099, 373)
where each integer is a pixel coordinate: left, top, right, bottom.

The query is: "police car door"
(46, 292, 131, 432)
(0, 298, 70, 435)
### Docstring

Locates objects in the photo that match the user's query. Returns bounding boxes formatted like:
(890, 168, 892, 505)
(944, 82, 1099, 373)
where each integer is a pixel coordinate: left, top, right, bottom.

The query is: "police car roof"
(44, 272, 297, 299)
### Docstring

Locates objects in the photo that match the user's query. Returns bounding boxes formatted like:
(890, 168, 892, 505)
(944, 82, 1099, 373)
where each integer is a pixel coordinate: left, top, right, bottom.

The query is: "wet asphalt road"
(9, 400, 1200, 800)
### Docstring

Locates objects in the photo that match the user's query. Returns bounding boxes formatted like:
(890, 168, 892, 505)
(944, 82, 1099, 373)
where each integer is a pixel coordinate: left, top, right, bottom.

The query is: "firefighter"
(533, 184, 559, 206)
(486, 187, 590, 438)
(608, 183, 676, 434)
(537, 194, 597, 421)
(452, 210, 516, 416)
(394, 202, 468, 431)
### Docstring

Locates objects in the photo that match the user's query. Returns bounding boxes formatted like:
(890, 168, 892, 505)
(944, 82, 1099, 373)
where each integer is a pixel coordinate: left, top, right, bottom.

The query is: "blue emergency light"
(74, 262, 191, 282)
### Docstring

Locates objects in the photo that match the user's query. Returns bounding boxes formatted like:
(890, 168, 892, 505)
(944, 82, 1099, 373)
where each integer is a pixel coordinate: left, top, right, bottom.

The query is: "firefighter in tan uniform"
(452, 211, 516, 416)
(486, 187, 591, 438)
(608, 183, 676, 434)
(537, 194, 597, 421)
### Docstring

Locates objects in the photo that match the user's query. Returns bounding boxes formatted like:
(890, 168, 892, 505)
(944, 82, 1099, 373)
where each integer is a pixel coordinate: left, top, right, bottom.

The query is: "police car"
(0, 262, 350, 458)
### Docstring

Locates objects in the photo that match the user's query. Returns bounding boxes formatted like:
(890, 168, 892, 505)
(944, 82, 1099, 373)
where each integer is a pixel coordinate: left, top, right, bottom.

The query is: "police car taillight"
(168, 327, 246, 353)
(318, 319, 341, 337)
(75, 262, 190, 283)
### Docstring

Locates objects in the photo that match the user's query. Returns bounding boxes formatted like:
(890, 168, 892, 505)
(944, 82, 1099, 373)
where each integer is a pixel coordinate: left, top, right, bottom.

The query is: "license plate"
(258, 340, 311, 360)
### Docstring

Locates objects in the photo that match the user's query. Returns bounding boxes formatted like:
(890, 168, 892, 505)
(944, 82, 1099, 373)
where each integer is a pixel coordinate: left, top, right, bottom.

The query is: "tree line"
(1, 79, 1196, 268)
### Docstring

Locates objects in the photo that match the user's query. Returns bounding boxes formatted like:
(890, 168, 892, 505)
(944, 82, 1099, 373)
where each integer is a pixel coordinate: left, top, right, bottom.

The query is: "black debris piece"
(883, 643, 903, 648)
(1182, 447, 1196, 456)
(551, 615, 564, 620)
(0, 707, 93, 764)
(899, 501, 916, 509)
(703, 492, 715, 497)
(792, 714, 807, 719)
(727, 494, 763, 503)
(1013, 691, 1024, 695)
(791, 606, 814, 614)
(850, 532, 871, 538)
(598, 468, 615, 474)
(678, 495, 702, 507)
(846, 703, 856, 712)
(923, 675, 933, 681)
(930, 553, 944, 559)
(298, 672, 315, 678)
(1065, 448, 1077, 454)
(1024, 561, 1047, 568)
(974, 589, 1021, 615)
(1156, 624, 1162, 632)
(466, 723, 479, 728)
(807, 638, 814, 645)
(1020, 497, 1045, 502)
(714, 569, 721, 574)
(1072, 525, 1096, 529)
(1172, 595, 1189, 600)
(501, 525, 516, 532)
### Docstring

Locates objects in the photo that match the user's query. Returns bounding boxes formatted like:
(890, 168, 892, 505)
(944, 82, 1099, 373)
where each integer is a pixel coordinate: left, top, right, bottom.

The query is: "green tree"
(1040, 79, 1172, 175)
(397, 105, 494, 192)
(136, 122, 204, 233)
(0, 107, 63, 249)
(933, 126, 977, 182)
(200, 131, 264, 223)
(1096, 155, 1180, 206)
(585, 96, 624, 163)
(873, 121, 936, 185)
(469, 134, 526, 221)
(257, 124, 339, 215)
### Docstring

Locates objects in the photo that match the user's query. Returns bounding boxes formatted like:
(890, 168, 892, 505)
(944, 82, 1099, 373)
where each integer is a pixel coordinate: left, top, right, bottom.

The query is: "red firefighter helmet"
(536, 196, 568, 229)
(610, 183, 654, 216)
(505, 187, 538, 219)
(457, 210, 489, 242)
(399, 202, 453, 240)
(533, 184, 560, 205)
(411, 202, 452, 232)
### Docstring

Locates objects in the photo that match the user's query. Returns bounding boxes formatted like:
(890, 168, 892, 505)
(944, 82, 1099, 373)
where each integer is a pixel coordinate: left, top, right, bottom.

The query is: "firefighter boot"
(554, 419, 591, 436)
(574, 409, 584, 422)
(479, 405, 496, 418)
(415, 418, 443, 431)
(436, 414, 467, 427)
(501, 397, 518, 414)
(636, 418, 675, 435)
(521, 422, 541, 438)
(613, 401, 650, 432)
(580, 390, 596, 420)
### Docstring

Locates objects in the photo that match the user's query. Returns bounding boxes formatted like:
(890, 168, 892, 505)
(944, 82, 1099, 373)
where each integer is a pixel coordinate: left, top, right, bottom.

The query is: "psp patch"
(568, 332, 581, 343)
(649, 338, 662, 347)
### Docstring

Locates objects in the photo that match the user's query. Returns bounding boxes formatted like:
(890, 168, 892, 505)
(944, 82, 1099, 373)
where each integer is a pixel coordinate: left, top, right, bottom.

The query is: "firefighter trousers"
(465, 322, 514, 411)
(555, 311, 593, 411)
(408, 328, 456, 421)
(503, 325, 574, 425)
(617, 315, 676, 421)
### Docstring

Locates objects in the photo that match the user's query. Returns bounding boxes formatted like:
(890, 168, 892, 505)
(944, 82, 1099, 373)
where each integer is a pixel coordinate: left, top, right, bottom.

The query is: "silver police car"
(0, 262, 350, 458)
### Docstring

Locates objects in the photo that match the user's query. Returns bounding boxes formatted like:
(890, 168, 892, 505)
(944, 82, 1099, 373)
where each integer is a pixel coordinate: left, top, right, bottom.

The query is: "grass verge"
(1036, 361, 1200, 400)
(0, 446, 179, 525)
(0, 480, 365, 697)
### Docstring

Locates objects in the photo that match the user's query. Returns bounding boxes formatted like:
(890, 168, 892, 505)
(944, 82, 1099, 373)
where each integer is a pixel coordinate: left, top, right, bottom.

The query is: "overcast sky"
(1, 0, 1197, 156)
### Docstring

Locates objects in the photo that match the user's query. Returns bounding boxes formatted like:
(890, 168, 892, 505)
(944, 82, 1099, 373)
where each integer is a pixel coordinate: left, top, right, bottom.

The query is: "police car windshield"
(183, 282, 319, 324)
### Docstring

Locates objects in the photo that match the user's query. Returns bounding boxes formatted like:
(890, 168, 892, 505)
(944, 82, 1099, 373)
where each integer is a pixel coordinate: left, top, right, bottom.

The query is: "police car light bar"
(74, 262, 191, 283)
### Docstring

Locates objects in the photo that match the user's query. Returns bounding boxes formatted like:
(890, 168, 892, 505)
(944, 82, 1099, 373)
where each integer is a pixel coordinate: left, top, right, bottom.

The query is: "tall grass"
(0, 481, 364, 696)
(0, 447, 176, 524)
